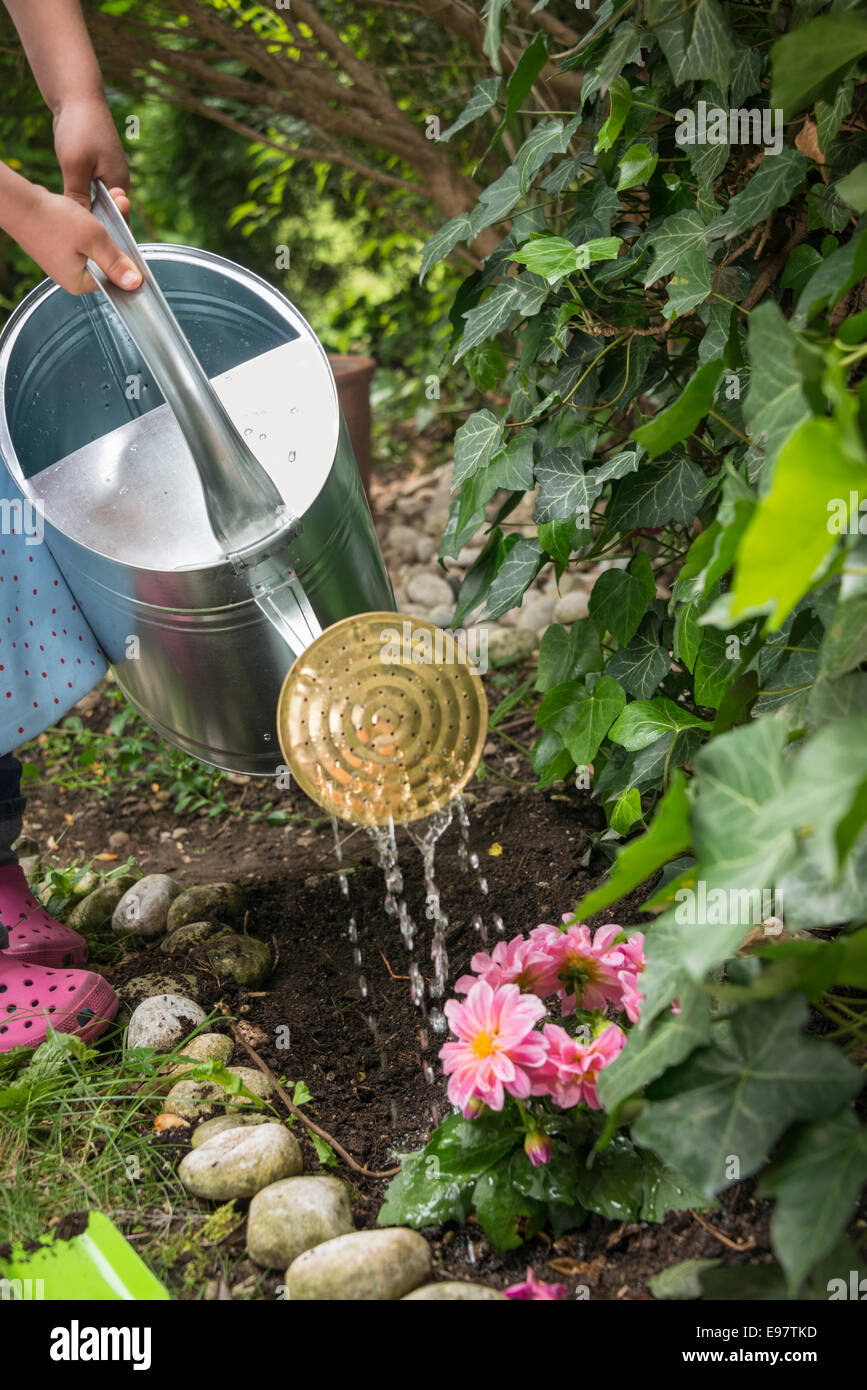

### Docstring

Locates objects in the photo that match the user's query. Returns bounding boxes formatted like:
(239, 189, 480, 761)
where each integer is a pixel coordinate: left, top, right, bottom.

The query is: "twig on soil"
(379, 951, 410, 981)
(229, 1026, 400, 1180)
(690, 1209, 756, 1252)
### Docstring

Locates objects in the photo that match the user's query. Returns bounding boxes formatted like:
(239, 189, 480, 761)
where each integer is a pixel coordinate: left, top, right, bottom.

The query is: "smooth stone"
(66, 875, 139, 932)
(191, 1113, 272, 1148)
(11, 835, 39, 859)
(19, 855, 39, 881)
(552, 590, 590, 624)
(456, 545, 482, 568)
(109, 830, 131, 849)
(179, 1123, 302, 1200)
(118, 972, 199, 1010)
(403, 1282, 507, 1300)
(170, 1033, 234, 1071)
(126, 994, 206, 1051)
(112, 873, 181, 938)
(166, 882, 247, 934)
(385, 524, 420, 559)
(426, 610, 456, 629)
(286, 1228, 432, 1301)
(486, 627, 538, 668)
(70, 870, 100, 900)
(247, 1175, 355, 1269)
(205, 932, 272, 989)
(415, 536, 437, 564)
(405, 572, 454, 610)
(164, 1066, 271, 1120)
(518, 594, 557, 632)
(160, 919, 227, 955)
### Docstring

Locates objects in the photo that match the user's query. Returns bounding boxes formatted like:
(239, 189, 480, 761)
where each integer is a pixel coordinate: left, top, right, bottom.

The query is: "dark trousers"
(0, 753, 24, 949)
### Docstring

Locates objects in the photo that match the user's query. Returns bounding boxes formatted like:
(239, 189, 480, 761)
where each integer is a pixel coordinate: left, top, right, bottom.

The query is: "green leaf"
(742, 302, 811, 470)
(511, 235, 582, 283)
(608, 697, 712, 751)
(793, 220, 867, 326)
(456, 274, 548, 359)
(473, 1161, 542, 1250)
(771, 12, 867, 120)
(597, 22, 643, 94)
(678, 0, 735, 91)
(608, 456, 709, 531)
(595, 75, 632, 154)
(516, 119, 577, 195)
(643, 210, 711, 286)
(483, 0, 507, 72)
(610, 785, 643, 835)
(484, 536, 545, 619)
(452, 410, 505, 489)
(561, 675, 627, 764)
(617, 143, 658, 192)
(632, 995, 862, 1196)
(663, 244, 713, 317)
(488, 33, 548, 152)
(707, 150, 808, 242)
(606, 624, 671, 699)
(420, 213, 476, 283)
(632, 362, 724, 458)
(573, 769, 691, 919)
(731, 415, 867, 628)
(760, 1110, 867, 1292)
(649, 1258, 721, 1300)
(310, 1133, 338, 1167)
(440, 77, 501, 143)
(693, 625, 735, 708)
(534, 449, 604, 523)
(472, 164, 524, 234)
(574, 1134, 645, 1220)
(535, 620, 604, 693)
(837, 164, 867, 214)
(588, 555, 655, 645)
(599, 986, 713, 1112)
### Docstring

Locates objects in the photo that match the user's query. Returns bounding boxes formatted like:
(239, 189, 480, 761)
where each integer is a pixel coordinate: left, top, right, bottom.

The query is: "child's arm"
(0, 0, 141, 293)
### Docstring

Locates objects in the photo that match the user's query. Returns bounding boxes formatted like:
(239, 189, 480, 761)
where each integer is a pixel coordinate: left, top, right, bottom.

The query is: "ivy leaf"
(452, 410, 505, 490)
(511, 235, 582, 283)
(609, 786, 643, 835)
(608, 697, 713, 751)
(595, 75, 632, 154)
(632, 995, 862, 1196)
(472, 164, 523, 234)
(643, 210, 711, 286)
(487, 33, 548, 153)
(606, 621, 671, 698)
(759, 1110, 867, 1292)
(597, 22, 643, 94)
(560, 675, 626, 764)
(771, 12, 867, 120)
(632, 362, 724, 457)
(598, 985, 712, 1112)
(731, 416, 867, 628)
(742, 302, 811, 470)
(663, 244, 713, 318)
(608, 456, 709, 531)
(536, 621, 604, 693)
(707, 150, 808, 243)
(420, 213, 476, 283)
(617, 144, 658, 192)
(588, 555, 655, 645)
(592, 449, 641, 482)
(574, 770, 691, 919)
(482, 0, 507, 72)
(484, 536, 545, 619)
(678, 0, 735, 92)
(440, 77, 501, 142)
(693, 626, 735, 708)
(516, 119, 577, 195)
(534, 449, 604, 523)
(456, 274, 548, 359)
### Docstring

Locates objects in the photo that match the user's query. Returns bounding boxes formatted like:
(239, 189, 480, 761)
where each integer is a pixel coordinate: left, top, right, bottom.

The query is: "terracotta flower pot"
(327, 353, 376, 497)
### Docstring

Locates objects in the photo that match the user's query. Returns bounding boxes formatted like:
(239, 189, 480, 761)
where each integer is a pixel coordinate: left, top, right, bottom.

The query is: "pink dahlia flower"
(439, 979, 547, 1116)
(530, 922, 628, 1015)
(505, 1268, 567, 1300)
(531, 1021, 625, 1110)
(455, 933, 556, 996)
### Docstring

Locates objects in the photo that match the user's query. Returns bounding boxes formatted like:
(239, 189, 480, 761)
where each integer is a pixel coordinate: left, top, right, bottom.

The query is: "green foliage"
(417, 0, 867, 1284)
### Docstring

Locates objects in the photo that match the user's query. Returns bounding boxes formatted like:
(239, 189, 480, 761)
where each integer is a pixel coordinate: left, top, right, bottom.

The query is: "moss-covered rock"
(166, 882, 247, 934)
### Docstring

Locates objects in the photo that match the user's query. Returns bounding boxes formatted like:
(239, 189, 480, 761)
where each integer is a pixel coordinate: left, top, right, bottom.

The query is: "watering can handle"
(86, 180, 298, 560)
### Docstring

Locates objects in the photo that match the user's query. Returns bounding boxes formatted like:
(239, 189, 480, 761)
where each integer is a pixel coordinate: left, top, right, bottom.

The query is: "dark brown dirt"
(17, 688, 779, 1300)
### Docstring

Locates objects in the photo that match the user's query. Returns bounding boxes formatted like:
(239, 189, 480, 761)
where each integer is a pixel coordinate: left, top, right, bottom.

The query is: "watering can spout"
(87, 181, 321, 648)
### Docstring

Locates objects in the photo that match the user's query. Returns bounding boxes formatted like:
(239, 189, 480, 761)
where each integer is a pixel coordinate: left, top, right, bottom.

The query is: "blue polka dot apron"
(0, 476, 107, 754)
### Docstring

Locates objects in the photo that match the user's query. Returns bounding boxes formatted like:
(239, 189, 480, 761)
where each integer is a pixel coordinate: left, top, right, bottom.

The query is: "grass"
(0, 1024, 290, 1296)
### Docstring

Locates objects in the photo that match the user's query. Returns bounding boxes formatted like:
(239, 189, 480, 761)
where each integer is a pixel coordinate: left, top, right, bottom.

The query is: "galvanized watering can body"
(0, 246, 394, 774)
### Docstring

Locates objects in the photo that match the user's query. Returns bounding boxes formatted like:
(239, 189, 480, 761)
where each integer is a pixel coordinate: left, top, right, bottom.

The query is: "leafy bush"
(387, 0, 867, 1294)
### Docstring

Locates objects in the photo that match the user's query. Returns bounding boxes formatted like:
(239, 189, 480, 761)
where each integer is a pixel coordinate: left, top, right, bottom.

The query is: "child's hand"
(53, 94, 130, 208)
(6, 181, 142, 295)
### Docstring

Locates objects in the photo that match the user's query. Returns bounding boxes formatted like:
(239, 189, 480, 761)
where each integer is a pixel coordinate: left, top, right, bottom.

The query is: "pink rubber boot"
(0, 953, 118, 1050)
(0, 864, 89, 967)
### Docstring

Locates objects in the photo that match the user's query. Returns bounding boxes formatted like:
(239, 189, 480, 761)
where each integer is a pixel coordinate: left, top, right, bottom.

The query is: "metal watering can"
(0, 185, 486, 822)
